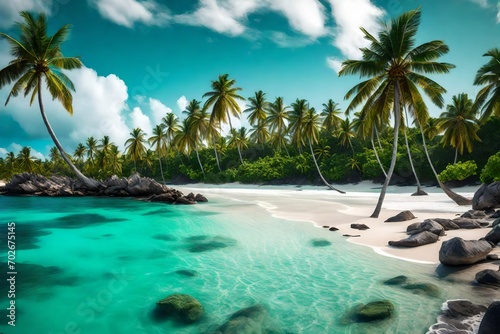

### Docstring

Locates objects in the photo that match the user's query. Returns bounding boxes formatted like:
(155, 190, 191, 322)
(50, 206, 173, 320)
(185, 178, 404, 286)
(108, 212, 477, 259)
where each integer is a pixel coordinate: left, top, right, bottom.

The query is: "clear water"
(0, 195, 482, 334)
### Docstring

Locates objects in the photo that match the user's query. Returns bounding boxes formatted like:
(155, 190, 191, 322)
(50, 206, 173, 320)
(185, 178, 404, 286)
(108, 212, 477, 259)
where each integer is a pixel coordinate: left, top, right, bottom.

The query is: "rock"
(175, 196, 196, 205)
(487, 254, 499, 260)
(388, 231, 439, 247)
(473, 182, 500, 211)
(329, 227, 339, 231)
(407, 221, 445, 236)
(490, 211, 500, 219)
(426, 218, 460, 230)
(194, 193, 208, 202)
(310, 239, 332, 247)
(155, 294, 203, 323)
(214, 305, 268, 334)
(428, 300, 487, 334)
(352, 300, 394, 322)
(478, 301, 500, 334)
(492, 217, 500, 227)
(351, 223, 370, 230)
(402, 283, 440, 297)
(475, 269, 500, 287)
(175, 270, 199, 277)
(485, 225, 500, 244)
(148, 193, 176, 203)
(452, 218, 485, 229)
(446, 300, 487, 318)
(383, 275, 408, 286)
(385, 210, 416, 222)
(439, 237, 493, 266)
(322, 225, 329, 228)
(343, 234, 360, 237)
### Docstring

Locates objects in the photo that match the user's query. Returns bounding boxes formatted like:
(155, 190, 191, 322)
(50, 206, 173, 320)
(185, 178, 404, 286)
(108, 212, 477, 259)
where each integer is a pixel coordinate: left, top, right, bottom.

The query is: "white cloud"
(497, 1, 500, 23)
(268, 0, 327, 38)
(149, 98, 172, 125)
(0, 0, 52, 28)
(0, 143, 44, 159)
(130, 107, 153, 136)
(468, 0, 489, 7)
(0, 148, 7, 157)
(326, 56, 343, 73)
(177, 95, 189, 112)
(327, 0, 385, 59)
(90, 0, 170, 28)
(268, 31, 316, 48)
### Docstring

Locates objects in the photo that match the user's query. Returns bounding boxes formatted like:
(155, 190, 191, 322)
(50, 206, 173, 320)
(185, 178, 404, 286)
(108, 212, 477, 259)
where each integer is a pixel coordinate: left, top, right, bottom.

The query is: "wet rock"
(478, 301, 500, 334)
(385, 211, 416, 222)
(351, 223, 370, 230)
(427, 218, 460, 230)
(407, 221, 445, 236)
(351, 300, 395, 322)
(329, 227, 339, 231)
(388, 231, 439, 247)
(485, 225, 500, 244)
(175, 196, 196, 205)
(427, 300, 487, 334)
(439, 237, 492, 266)
(310, 239, 332, 247)
(194, 193, 208, 202)
(446, 300, 487, 318)
(383, 275, 408, 286)
(473, 182, 500, 211)
(211, 305, 269, 334)
(155, 294, 203, 324)
(475, 269, 500, 287)
(402, 283, 440, 297)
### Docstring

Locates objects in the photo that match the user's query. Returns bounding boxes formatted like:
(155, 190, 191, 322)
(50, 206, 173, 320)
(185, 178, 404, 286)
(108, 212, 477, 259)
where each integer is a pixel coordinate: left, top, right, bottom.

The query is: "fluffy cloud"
(326, 56, 343, 73)
(328, 0, 384, 59)
(90, 0, 170, 27)
(149, 98, 172, 125)
(268, 0, 326, 38)
(0, 143, 44, 159)
(130, 107, 153, 136)
(0, 0, 52, 28)
(176, 96, 189, 112)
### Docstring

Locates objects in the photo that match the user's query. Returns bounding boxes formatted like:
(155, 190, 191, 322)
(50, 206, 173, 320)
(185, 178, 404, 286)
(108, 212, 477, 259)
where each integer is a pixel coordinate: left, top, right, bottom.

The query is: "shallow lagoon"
(0, 195, 484, 333)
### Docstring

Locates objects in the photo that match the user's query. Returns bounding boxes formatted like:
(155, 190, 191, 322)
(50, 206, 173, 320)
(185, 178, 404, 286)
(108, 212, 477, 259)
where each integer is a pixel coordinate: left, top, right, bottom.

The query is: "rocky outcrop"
(473, 182, 500, 211)
(475, 269, 500, 287)
(389, 231, 439, 247)
(0, 173, 207, 205)
(485, 225, 500, 244)
(407, 221, 445, 236)
(478, 301, 500, 334)
(439, 237, 493, 266)
(385, 210, 416, 222)
(155, 294, 203, 324)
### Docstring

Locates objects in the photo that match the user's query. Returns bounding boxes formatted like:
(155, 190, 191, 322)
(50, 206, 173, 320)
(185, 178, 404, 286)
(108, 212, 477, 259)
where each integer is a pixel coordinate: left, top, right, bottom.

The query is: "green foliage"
(480, 152, 500, 183)
(236, 155, 296, 183)
(438, 160, 477, 182)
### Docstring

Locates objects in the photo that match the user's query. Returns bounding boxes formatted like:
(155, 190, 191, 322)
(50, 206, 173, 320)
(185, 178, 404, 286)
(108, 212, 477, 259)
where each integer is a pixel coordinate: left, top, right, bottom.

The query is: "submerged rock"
(186, 236, 237, 253)
(351, 300, 395, 322)
(310, 239, 332, 247)
(155, 294, 203, 324)
(402, 283, 440, 297)
(383, 275, 408, 286)
(385, 211, 416, 222)
(439, 237, 492, 266)
(388, 231, 439, 247)
(210, 304, 269, 334)
(175, 269, 199, 277)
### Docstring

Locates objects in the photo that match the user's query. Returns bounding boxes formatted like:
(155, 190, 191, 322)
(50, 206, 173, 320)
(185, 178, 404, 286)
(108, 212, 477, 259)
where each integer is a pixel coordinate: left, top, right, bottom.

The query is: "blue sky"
(0, 0, 499, 159)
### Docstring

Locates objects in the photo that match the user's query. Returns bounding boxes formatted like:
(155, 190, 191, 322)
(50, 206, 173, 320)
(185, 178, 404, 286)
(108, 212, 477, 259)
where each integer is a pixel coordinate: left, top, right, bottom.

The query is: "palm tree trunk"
(227, 112, 244, 164)
(375, 125, 383, 150)
(212, 138, 222, 171)
(371, 128, 387, 178)
(308, 139, 345, 194)
(157, 152, 165, 184)
(417, 122, 472, 205)
(404, 127, 427, 196)
(37, 76, 100, 190)
(371, 83, 402, 218)
(454, 147, 458, 164)
(195, 148, 206, 179)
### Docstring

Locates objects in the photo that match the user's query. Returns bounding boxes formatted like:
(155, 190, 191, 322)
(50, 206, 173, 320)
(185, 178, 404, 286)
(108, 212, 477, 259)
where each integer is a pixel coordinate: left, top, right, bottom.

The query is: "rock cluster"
(0, 173, 207, 205)
(473, 182, 500, 210)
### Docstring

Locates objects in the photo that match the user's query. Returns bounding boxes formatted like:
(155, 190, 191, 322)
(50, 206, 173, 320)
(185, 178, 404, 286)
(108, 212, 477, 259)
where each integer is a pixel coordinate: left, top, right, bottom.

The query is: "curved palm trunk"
(157, 152, 165, 184)
(308, 139, 345, 194)
(371, 84, 401, 218)
(371, 129, 387, 178)
(195, 148, 206, 179)
(404, 127, 427, 196)
(454, 147, 458, 164)
(417, 122, 472, 205)
(374, 125, 383, 150)
(37, 77, 100, 190)
(212, 138, 222, 171)
(227, 113, 244, 165)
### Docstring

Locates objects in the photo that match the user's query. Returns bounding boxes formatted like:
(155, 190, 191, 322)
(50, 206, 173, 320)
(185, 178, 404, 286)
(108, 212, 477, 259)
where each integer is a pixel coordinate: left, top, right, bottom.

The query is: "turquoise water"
(0, 195, 481, 334)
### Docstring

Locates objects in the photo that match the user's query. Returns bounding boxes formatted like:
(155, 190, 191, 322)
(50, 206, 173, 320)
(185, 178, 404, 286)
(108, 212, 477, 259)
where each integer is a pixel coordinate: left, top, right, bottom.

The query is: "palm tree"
(0, 12, 99, 189)
(185, 99, 209, 178)
(73, 143, 86, 169)
(227, 127, 249, 164)
(402, 107, 426, 195)
(267, 97, 290, 155)
(339, 8, 456, 217)
(473, 48, 500, 123)
(17, 147, 37, 173)
(161, 113, 180, 167)
(289, 99, 309, 152)
(245, 90, 269, 126)
(321, 99, 342, 133)
(97, 135, 113, 173)
(439, 93, 481, 163)
(423, 117, 440, 140)
(336, 118, 355, 154)
(125, 128, 147, 173)
(175, 118, 205, 178)
(203, 74, 246, 164)
(149, 125, 168, 183)
(301, 107, 345, 193)
(250, 122, 270, 147)
(353, 111, 387, 178)
(107, 145, 123, 176)
(314, 139, 331, 161)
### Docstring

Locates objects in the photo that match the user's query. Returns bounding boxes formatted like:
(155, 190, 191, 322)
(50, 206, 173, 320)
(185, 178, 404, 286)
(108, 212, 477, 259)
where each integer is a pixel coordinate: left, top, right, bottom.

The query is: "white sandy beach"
(178, 182, 499, 266)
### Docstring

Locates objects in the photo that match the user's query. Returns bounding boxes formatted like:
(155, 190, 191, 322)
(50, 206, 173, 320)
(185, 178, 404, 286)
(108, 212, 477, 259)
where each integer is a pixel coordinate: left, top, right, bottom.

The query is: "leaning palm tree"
(0, 12, 99, 189)
(473, 48, 500, 123)
(321, 99, 343, 133)
(301, 107, 345, 193)
(203, 74, 246, 164)
(149, 125, 168, 183)
(339, 8, 459, 217)
(439, 93, 481, 163)
(125, 128, 147, 173)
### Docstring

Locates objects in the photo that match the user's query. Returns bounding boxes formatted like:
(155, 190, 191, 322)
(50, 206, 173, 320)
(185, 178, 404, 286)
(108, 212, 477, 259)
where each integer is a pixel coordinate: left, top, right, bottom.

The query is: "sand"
(177, 182, 499, 266)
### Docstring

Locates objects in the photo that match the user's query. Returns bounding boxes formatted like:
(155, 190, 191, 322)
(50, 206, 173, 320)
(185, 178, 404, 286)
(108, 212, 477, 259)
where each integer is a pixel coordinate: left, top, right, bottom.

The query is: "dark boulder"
(439, 237, 493, 266)
(352, 300, 394, 322)
(475, 269, 500, 287)
(407, 221, 445, 236)
(485, 225, 500, 244)
(194, 193, 208, 202)
(428, 300, 487, 334)
(175, 196, 196, 205)
(155, 294, 203, 323)
(427, 218, 460, 230)
(329, 227, 339, 231)
(478, 301, 500, 334)
(351, 223, 370, 230)
(473, 182, 500, 211)
(451, 218, 485, 229)
(388, 231, 439, 247)
(385, 210, 416, 222)
(446, 300, 487, 318)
